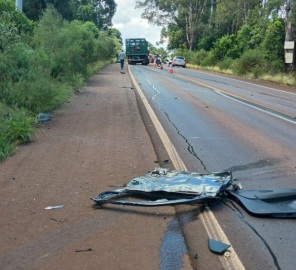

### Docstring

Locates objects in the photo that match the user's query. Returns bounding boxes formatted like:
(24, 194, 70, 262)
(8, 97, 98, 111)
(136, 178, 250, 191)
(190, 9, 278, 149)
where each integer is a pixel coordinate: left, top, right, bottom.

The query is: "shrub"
(211, 34, 239, 61)
(267, 60, 285, 74)
(235, 49, 266, 77)
(217, 57, 233, 70)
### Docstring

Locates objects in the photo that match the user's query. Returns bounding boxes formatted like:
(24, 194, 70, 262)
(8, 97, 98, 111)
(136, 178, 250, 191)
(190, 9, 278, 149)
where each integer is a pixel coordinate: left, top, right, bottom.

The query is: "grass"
(0, 103, 35, 161)
(187, 63, 296, 88)
(0, 59, 111, 162)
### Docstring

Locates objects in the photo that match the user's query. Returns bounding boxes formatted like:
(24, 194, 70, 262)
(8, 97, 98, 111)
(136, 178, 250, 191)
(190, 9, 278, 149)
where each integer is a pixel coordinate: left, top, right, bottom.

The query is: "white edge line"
(184, 69, 296, 96)
(217, 91, 296, 125)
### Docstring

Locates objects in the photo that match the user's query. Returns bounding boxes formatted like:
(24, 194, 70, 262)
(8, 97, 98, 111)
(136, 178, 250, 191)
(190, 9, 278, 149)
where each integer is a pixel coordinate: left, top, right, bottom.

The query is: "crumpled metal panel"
(92, 168, 235, 206)
(127, 168, 232, 196)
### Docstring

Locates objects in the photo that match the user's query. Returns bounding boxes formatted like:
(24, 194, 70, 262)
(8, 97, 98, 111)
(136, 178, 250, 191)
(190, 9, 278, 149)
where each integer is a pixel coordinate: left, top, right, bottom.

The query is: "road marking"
(218, 91, 296, 125)
(128, 65, 245, 270)
(175, 72, 296, 125)
(178, 68, 296, 96)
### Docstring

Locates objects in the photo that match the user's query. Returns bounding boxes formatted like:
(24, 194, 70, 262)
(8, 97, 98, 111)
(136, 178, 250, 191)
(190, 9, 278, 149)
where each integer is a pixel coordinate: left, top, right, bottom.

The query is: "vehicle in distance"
(126, 38, 149, 65)
(170, 56, 186, 68)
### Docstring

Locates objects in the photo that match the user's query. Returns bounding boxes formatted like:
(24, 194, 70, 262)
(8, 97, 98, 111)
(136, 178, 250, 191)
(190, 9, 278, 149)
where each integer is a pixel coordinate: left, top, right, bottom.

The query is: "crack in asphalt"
(223, 201, 281, 270)
(145, 77, 208, 172)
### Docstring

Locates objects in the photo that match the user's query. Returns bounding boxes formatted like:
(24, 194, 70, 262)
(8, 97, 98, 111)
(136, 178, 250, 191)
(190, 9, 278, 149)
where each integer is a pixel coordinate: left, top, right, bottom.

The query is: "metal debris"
(92, 168, 236, 206)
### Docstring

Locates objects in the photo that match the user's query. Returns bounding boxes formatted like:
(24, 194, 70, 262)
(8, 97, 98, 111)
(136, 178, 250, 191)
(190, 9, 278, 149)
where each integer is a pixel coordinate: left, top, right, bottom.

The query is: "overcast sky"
(112, 0, 166, 49)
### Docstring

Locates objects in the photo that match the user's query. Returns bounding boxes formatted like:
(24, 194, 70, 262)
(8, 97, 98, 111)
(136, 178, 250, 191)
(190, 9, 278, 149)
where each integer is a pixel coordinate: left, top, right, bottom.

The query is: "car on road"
(171, 56, 186, 68)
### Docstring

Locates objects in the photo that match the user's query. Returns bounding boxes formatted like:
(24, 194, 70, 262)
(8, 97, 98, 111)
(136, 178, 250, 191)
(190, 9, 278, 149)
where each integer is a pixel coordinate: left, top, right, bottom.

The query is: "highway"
(129, 64, 296, 270)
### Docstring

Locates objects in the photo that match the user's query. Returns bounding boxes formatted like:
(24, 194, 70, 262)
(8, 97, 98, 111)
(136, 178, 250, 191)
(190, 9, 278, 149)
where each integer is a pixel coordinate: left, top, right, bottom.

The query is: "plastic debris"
(226, 189, 296, 218)
(37, 113, 51, 122)
(208, 239, 231, 255)
(44, 205, 64, 210)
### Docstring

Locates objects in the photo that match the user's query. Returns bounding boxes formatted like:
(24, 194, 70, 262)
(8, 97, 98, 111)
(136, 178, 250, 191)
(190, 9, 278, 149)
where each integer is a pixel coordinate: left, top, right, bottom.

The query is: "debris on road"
(92, 168, 296, 218)
(44, 205, 64, 210)
(75, 248, 93, 253)
(50, 217, 68, 222)
(92, 168, 237, 206)
(208, 239, 231, 255)
(226, 189, 296, 218)
(37, 113, 51, 122)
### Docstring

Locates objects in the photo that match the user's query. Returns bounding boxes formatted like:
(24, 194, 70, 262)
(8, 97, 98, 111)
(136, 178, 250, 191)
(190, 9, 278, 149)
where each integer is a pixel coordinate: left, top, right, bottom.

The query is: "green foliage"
(24, 0, 47, 21)
(236, 25, 252, 54)
(212, 34, 239, 62)
(182, 49, 216, 67)
(217, 57, 233, 70)
(32, 7, 109, 83)
(83, 21, 100, 38)
(196, 34, 215, 51)
(23, 0, 117, 31)
(235, 49, 266, 77)
(0, 103, 35, 161)
(0, 0, 14, 12)
(0, 12, 20, 52)
(267, 60, 285, 74)
(0, 4, 116, 161)
(166, 24, 187, 50)
(76, 4, 95, 22)
(261, 19, 285, 63)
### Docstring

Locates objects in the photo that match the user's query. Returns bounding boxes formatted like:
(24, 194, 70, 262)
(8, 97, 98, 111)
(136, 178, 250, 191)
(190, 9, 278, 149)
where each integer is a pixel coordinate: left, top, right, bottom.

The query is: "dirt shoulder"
(0, 64, 182, 270)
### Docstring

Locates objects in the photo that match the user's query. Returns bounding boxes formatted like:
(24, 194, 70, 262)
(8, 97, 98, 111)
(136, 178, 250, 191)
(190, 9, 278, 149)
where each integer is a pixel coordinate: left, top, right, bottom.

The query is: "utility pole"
(15, 0, 23, 12)
(284, 0, 294, 72)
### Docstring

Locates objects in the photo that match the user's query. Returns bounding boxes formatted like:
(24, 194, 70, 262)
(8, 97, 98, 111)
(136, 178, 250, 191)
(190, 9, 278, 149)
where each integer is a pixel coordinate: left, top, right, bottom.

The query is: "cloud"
(112, 0, 166, 48)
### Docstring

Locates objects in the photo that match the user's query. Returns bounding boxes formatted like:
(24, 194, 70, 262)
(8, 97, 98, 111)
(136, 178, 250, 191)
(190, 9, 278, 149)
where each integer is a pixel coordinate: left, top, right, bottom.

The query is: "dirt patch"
(0, 64, 177, 270)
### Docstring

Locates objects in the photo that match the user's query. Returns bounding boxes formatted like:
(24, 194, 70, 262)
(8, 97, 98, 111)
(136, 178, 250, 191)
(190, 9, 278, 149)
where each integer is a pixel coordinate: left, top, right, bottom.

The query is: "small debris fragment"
(50, 217, 68, 222)
(224, 251, 231, 258)
(37, 113, 51, 122)
(44, 205, 64, 210)
(75, 248, 93, 253)
(208, 239, 231, 255)
(194, 253, 199, 260)
(162, 159, 170, 164)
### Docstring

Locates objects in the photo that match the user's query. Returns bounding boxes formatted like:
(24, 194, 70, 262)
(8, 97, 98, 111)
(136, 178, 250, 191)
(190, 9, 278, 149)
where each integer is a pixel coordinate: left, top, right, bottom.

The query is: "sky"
(112, 0, 167, 49)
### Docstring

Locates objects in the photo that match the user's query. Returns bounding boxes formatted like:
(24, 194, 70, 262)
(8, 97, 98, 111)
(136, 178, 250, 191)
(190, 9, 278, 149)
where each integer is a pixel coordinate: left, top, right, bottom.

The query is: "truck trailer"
(126, 38, 149, 65)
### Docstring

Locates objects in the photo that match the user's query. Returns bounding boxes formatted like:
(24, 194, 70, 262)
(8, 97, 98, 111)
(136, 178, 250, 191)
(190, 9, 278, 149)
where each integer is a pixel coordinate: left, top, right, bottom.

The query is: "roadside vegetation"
(0, 0, 121, 161)
(137, 0, 296, 86)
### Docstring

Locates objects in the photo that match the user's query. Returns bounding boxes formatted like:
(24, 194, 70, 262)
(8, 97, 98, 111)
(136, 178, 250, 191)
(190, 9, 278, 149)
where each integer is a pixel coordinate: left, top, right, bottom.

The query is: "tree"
(45, 0, 74, 20)
(23, 0, 117, 31)
(93, 0, 117, 30)
(136, 0, 210, 50)
(71, 0, 117, 30)
(23, 0, 47, 21)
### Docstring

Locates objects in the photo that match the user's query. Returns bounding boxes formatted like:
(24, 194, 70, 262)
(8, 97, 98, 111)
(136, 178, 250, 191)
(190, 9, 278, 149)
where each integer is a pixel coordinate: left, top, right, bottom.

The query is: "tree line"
(136, 0, 295, 75)
(0, 0, 121, 160)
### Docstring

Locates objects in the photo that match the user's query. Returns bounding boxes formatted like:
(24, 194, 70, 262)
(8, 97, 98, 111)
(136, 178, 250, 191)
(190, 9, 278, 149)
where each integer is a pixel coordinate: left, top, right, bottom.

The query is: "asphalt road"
(129, 64, 296, 270)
